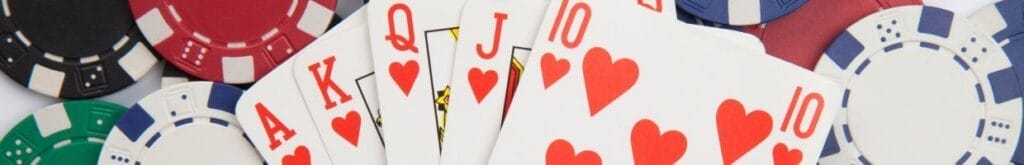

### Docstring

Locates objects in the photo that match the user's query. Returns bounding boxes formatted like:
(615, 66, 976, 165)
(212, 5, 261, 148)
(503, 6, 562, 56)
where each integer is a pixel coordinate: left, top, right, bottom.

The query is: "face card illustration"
(488, 0, 843, 164)
(437, 0, 548, 164)
(504, 46, 531, 120)
(236, 58, 333, 165)
(355, 73, 384, 142)
(423, 27, 458, 144)
(365, 0, 467, 164)
(289, 8, 387, 165)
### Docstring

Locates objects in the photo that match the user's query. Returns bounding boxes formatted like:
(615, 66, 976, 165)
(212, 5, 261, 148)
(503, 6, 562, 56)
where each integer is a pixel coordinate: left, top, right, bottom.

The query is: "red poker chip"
(130, 0, 337, 83)
(744, 0, 922, 69)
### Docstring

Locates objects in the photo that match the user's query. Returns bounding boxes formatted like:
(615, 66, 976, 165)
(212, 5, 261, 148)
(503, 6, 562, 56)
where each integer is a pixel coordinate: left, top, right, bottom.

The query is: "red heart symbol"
(546, 139, 602, 165)
(332, 111, 361, 146)
(540, 53, 570, 89)
(631, 119, 686, 165)
(282, 145, 311, 165)
(389, 60, 419, 96)
(582, 47, 638, 116)
(716, 99, 773, 165)
(772, 143, 803, 165)
(468, 67, 498, 103)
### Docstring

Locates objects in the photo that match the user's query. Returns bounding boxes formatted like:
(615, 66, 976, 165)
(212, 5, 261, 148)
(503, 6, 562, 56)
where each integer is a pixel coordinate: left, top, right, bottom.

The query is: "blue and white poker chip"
(675, 0, 807, 25)
(971, 0, 1024, 164)
(98, 82, 263, 164)
(815, 5, 1022, 164)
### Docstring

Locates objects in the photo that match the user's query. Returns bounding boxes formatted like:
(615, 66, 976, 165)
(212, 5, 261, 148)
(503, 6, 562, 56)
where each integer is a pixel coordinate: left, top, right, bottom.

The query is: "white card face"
(488, 0, 842, 164)
(236, 56, 332, 165)
(289, 8, 386, 165)
(365, 0, 467, 164)
(438, 0, 548, 164)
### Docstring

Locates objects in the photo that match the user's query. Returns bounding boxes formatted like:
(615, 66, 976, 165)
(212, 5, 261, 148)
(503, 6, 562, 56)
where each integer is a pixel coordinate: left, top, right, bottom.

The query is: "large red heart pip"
(332, 111, 361, 146)
(772, 143, 802, 165)
(468, 67, 498, 103)
(716, 99, 773, 165)
(547, 139, 602, 165)
(388, 60, 419, 96)
(582, 47, 638, 116)
(540, 53, 570, 89)
(631, 119, 686, 165)
(282, 146, 311, 165)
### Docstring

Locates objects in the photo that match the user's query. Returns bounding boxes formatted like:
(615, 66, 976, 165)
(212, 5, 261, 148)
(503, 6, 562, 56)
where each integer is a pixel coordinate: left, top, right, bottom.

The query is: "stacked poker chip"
(0, 0, 1020, 164)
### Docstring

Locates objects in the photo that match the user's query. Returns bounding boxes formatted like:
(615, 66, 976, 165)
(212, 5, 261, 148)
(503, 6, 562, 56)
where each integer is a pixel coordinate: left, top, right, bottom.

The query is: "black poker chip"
(0, 0, 158, 98)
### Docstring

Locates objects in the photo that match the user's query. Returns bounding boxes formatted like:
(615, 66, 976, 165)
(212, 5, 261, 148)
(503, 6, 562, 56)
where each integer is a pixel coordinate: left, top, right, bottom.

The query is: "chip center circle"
(846, 45, 983, 164)
(9, 0, 133, 58)
(141, 123, 262, 164)
(171, 0, 292, 44)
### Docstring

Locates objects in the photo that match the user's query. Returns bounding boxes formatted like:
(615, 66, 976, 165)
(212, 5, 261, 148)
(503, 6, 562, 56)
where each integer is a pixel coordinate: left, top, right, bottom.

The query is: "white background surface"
(0, 0, 1001, 140)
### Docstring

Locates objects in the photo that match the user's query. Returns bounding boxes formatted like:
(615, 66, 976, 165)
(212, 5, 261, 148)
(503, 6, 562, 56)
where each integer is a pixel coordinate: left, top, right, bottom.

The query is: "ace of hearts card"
(235, 8, 385, 165)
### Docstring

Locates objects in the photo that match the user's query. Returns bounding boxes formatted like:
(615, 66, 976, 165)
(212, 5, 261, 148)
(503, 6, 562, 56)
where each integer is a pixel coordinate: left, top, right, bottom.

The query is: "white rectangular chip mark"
(81, 55, 99, 63)
(88, 137, 104, 143)
(54, 139, 71, 148)
(261, 28, 279, 40)
(227, 42, 246, 48)
(168, 5, 182, 22)
(34, 103, 72, 137)
(3, 0, 10, 18)
(222, 56, 254, 83)
(119, 45, 158, 80)
(15, 31, 29, 46)
(287, 0, 298, 17)
(113, 35, 129, 50)
(728, 0, 760, 25)
(193, 32, 211, 43)
(43, 53, 62, 62)
(138, 9, 174, 45)
(28, 65, 64, 97)
(296, 2, 332, 37)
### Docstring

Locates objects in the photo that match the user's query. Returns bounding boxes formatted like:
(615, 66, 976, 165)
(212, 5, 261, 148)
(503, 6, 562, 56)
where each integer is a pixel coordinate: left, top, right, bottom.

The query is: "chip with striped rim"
(969, 0, 1024, 163)
(743, 0, 922, 70)
(0, 100, 126, 165)
(675, 0, 808, 25)
(815, 5, 1022, 164)
(0, 0, 158, 98)
(98, 81, 263, 164)
(130, 0, 337, 84)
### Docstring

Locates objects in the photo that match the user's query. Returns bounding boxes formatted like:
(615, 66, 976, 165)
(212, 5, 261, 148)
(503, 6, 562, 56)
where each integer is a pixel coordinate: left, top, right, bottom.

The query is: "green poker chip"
(0, 100, 126, 165)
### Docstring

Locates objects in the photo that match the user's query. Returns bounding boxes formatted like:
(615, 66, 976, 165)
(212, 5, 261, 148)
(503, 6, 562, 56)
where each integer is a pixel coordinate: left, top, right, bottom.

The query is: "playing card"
(488, 0, 842, 164)
(438, 0, 548, 164)
(290, 8, 386, 165)
(365, 0, 467, 164)
(235, 8, 373, 165)
(236, 53, 332, 165)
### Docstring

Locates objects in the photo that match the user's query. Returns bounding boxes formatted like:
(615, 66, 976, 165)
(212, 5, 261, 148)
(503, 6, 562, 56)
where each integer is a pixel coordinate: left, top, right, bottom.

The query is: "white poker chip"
(815, 5, 1022, 164)
(98, 82, 264, 164)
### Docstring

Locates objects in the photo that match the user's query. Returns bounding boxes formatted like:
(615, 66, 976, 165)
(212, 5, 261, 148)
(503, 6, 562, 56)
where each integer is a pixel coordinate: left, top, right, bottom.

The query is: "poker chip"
(98, 82, 263, 164)
(970, 0, 1024, 163)
(0, 0, 159, 98)
(675, 0, 808, 25)
(674, 5, 740, 30)
(130, 0, 338, 84)
(744, 0, 922, 69)
(815, 6, 1023, 164)
(1, 100, 126, 165)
